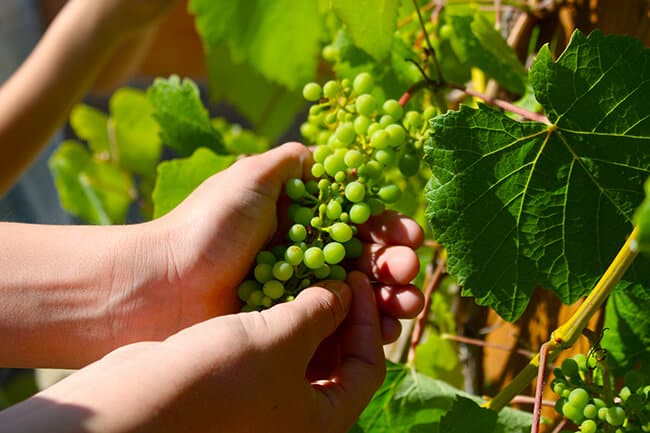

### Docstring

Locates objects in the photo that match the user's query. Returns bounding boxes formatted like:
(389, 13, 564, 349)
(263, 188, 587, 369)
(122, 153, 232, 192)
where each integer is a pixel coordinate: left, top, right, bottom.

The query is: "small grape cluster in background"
(551, 353, 649, 433)
(236, 72, 433, 310)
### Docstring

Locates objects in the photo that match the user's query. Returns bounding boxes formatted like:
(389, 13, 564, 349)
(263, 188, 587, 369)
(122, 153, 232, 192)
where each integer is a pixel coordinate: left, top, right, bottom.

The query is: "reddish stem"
(531, 342, 552, 433)
(511, 395, 555, 407)
(408, 254, 447, 363)
(550, 418, 568, 433)
(442, 334, 535, 358)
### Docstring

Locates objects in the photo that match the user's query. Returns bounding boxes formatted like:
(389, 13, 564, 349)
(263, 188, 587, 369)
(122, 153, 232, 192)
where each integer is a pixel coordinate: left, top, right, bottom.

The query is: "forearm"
(0, 0, 150, 193)
(0, 222, 165, 368)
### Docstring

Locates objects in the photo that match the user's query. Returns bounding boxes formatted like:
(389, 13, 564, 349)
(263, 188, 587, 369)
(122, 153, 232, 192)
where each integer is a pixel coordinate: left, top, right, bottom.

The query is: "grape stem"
(441, 334, 535, 359)
(550, 417, 568, 433)
(484, 226, 640, 412)
(412, 0, 444, 85)
(511, 395, 556, 407)
(531, 342, 552, 433)
(407, 251, 447, 363)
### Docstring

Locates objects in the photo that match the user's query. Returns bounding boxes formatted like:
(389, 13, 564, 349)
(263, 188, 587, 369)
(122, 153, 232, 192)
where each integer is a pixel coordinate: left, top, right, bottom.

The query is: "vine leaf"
(152, 147, 236, 218)
(633, 178, 650, 253)
(147, 76, 225, 157)
(439, 396, 497, 433)
(49, 141, 133, 225)
(189, 0, 321, 90)
(425, 30, 650, 321)
(331, 0, 400, 62)
(351, 362, 531, 433)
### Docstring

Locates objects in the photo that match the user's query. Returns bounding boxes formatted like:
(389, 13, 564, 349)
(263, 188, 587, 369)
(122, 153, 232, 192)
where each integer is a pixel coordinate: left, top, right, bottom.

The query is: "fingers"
(357, 244, 420, 285)
(356, 210, 424, 249)
(262, 280, 351, 364)
(376, 284, 424, 319)
(314, 271, 385, 429)
(380, 316, 402, 344)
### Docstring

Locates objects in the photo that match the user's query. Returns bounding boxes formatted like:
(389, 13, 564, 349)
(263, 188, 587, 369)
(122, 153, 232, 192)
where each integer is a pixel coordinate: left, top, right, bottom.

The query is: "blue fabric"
(0, 0, 73, 224)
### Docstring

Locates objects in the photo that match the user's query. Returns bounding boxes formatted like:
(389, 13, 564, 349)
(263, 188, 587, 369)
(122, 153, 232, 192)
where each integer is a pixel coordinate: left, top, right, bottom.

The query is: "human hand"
(4, 273, 384, 433)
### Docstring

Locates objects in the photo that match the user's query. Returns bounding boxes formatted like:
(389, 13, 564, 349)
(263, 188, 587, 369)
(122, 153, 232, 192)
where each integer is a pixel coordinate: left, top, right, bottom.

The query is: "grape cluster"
(236, 72, 432, 310)
(551, 353, 650, 433)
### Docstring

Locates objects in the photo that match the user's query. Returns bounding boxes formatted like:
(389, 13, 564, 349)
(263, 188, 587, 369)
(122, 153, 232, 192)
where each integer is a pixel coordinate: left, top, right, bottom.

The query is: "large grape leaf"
(425, 30, 650, 321)
(147, 76, 225, 157)
(331, 0, 400, 62)
(152, 147, 236, 218)
(49, 141, 134, 225)
(189, 0, 321, 90)
(351, 362, 531, 433)
(633, 177, 650, 252)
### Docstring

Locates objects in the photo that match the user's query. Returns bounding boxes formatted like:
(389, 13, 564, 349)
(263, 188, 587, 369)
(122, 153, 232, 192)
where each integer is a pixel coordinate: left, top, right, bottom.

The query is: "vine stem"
(408, 253, 447, 363)
(449, 83, 550, 123)
(511, 395, 556, 407)
(485, 226, 640, 412)
(531, 342, 552, 433)
(442, 334, 535, 358)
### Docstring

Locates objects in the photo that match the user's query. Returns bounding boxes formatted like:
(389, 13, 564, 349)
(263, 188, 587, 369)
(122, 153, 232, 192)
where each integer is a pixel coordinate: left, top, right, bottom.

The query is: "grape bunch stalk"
(236, 72, 433, 311)
(551, 353, 650, 433)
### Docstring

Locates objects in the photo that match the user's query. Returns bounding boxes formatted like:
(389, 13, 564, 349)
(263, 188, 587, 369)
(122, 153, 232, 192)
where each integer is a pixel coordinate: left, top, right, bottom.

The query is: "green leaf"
(147, 76, 225, 157)
(212, 118, 270, 155)
(48, 141, 133, 225)
(353, 362, 531, 433)
(425, 30, 650, 321)
(189, 0, 322, 90)
(447, 13, 527, 94)
(204, 44, 304, 140)
(109, 88, 162, 176)
(331, 0, 400, 62)
(69, 105, 110, 155)
(152, 147, 236, 218)
(439, 396, 497, 433)
(633, 178, 650, 252)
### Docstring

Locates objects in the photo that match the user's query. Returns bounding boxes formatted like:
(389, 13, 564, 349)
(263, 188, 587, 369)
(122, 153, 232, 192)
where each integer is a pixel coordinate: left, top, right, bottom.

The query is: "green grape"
(263, 280, 285, 300)
(237, 280, 260, 302)
(334, 171, 346, 183)
(323, 80, 341, 98)
(323, 242, 346, 264)
(339, 212, 349, 222)
(261, 296, 273, 308)
(580, 419, 597, 433)
(555, 398, 567, 415)
(367, 197, 385, 215)
(326, 200, 343, 220)
(313, 264, 331, 279)
(256, 250, 276, 265)
(345, 181, 366, 203)
(375, 148, 396, 166)
(367, 122, 382, 137)
(336, 122, 356, 145)
(606, 407, 626, 426)
(619, 386, 632, 402)
(364, 160, 383, 179)
(311, 162, 325, 178)
(370, 130, 390, 149)
(271, 245, 287, 260)
(383, 99, 403, 120)
(562, 358, 580, 378)
(247, 290, 264, 306)
(294, 207, 314, 226)
(386, 124, 406, 147)
(344, 237, 364, 258)
(318, 179, 330, 191)
(284, 245, 304, 266)
(272, 261, 294, 281)
(286, 178, 306, 200)
(289, 224, 307, 242)
(313, 145, 332, 163)
(568, 388, 590, 409)
(422, 106, 436, 119)
(305, 180, 319, 194)
(356, 94, 376, 116)
(563, 402, 584, 423)
(353, 72, 374, 94)
(330, 222, 353, 243)
(324, 153, 347, 176)
(583, 404, 598, 419)
(379, 114, 395, 127)
(404, 110, 423, 129)
(378, 184, 401, 203)
(354, 115, 371, 134)
(300, 122, 318, 139)
(310, 216, 323, 229)
(325, 112, 337, 125)
(592, 398, 606, 409)
(399, 152, 420, 176)
(439, 24, 453, 40)
(344, 149, 364, 168)
(350, 202, 372, 224)
(322, 44, 339, 62)
(254, 263, 274, 283)
(329, 265, 347, 281)
(303, 82, 322, 101)
(552, 380, 566, 395)
(304, 247, 326, 269)
(598, 407, 609, 421)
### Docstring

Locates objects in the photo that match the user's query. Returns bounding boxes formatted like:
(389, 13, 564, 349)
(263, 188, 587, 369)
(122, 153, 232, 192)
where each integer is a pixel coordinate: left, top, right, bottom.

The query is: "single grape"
(303, 82, 322, 101)
(293, 207, 314, 226)
(399, 152, 420, 177)
(254, 263, 274, 283)
(597, 407, 609, 421)
(378, 184, 401, 203)
(330, 222, 353, 243)
(364, 160, 383, 179)
(237, 280, 260, 302)
(344, 237, 364, 258)
(356, 94, 377, 117)
(606, 406, 626, 426)
(404, 110, 423, 129)
(284, 245, 304, 266)
(383, 99, 403, 120)
(311, 163, 325, 178)
(305, 180, 319, 195)
(385, 124, 406, 147)
(247, 290, 264, 306)
(367, 122, 381, 137)
(562, 358, 580, 378)
(336, 122, 356, 145)
(289, 224, 307, 242)
(324, 153, 347, 176)
(375, 148, 396, 166)
(370, 130, 390, 149)
(329, 265, 347, 281)
(304, 247, 326, 269)
(326, 200, 343, 220)
(562, 402, 584, 423)
(353, 72, 374, 95)
(300, 122, 318, 139)
(367, 197, 385, 216)
(334, 171, 346, 183)
(345, 181, 366, 203)
(344, 149, 364, 168)
(552, 380, 566, 395)
(313, 264, 331, 279)
(379, 114, 395, 128)
(349, 202, 372, 224)
(568, 388, 590, 409)
(263, 280, 285, 300)
(272, 261, 294, 281)
(619, 386, 632, 402)
(354, 115, 371, 134)
(311, 216, 323, 229)
(583, 404, 597, 419)
(313, 145, 332, 163)
(256, 250, 276, 265)
(286, 178, 306, 200)
(323, 242, 346, 264)
(323, 80, 341, 98)
(580, 419, 597, 433)
(261, 296, 273, 308)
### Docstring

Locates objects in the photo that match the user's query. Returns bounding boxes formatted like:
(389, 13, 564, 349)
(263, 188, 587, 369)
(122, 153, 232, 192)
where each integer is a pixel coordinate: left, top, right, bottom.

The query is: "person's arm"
(0, 272, 386, 433)
(0, 0, 179, 194)
(0, 143, 424, 369)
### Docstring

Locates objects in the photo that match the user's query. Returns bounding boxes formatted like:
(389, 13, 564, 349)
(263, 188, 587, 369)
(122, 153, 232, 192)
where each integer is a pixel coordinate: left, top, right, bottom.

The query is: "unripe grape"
(256, 250, 276, 265)
(344, 237, 364, 258)
(606, 407, 626, 426)
(580, 419, 597, 433)
(334, 171, 346, 183)
(379, 114, 395, 127)
(368, 198, 385, 216)
(323, 80, 341, 98)
(378, 184, 401, 203)
(404, 110, 423, 129)
(573, 354, 588, 372)
(370, 130, 390, 149)
(330, 222, 353, 243)
(286, 178, 306, 200)
(375, 149, 396, 166)
(304, 247, 326, 269)
(326, 200, 343, 220)
(303, 82, 322, 101)
(383, 99, 403, 120)
(353, 72, 374, 94)
(356, 94, 376, 116)
(329, 265, 347, 281)
(294, 207, 314, 226)
(261, 296, 273, 308)
(263, 280, 285, 300)
(285, 245, 304, 266)
(562, 402, 584, 423)
(300, 122, 318, 140)
(568, 388, 590, 409)
(336, 122, 356, 145)
(345, 181, 366, 203)
(344, 149, 364, 168)
(310, 216, 323, 229)
(237, 280, 260, 302)
(313, 145, 332, 163)
(354, 115, 371, 134)
(324, 153, 346, 176)
(289, 224, 307, 242)
(322, 45, 339, 61)
(562, 358, 580, 378)
(349, 202, 371, 224)
(254, 263, 274, 283)
(313, 264, 331, 279)
(598, 407, 609, 421)
(247, 290, 264, 306)
(386, 124, 407, 147)
(323, 242, 346, 264)
(272, 261, 294, 281)
(399, 152, 420, 176)
(583, 404, 597, 419)
(311, 163, 325, 177)
(367, 122, 382, 137)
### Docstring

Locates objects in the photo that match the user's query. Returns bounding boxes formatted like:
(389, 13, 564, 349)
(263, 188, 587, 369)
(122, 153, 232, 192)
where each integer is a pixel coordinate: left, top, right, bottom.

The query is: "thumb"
(261, 281, 352, 364)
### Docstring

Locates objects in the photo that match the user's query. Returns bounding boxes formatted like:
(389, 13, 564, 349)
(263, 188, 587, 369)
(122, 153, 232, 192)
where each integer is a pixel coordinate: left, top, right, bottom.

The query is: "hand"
(3, 273, 385, 433)
(118, 143, 424, 344)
